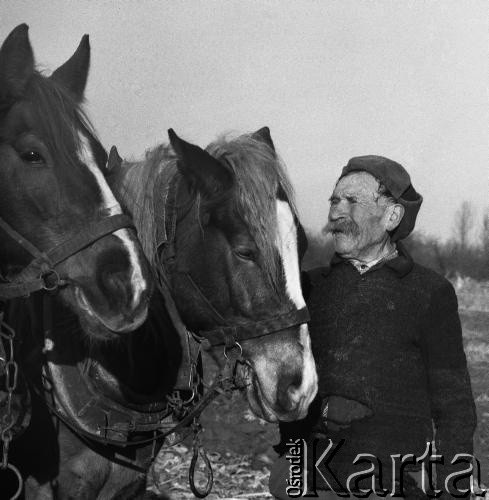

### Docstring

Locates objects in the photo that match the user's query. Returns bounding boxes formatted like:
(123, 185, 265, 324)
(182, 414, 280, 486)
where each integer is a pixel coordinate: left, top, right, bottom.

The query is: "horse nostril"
(287, 384, 302, 406)
(100, 265, 149, 322)
(277, 373, 303, 413)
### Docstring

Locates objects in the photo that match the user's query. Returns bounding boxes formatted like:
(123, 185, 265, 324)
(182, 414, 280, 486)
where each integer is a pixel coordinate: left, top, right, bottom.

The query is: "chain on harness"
(0, 313, 22, 499)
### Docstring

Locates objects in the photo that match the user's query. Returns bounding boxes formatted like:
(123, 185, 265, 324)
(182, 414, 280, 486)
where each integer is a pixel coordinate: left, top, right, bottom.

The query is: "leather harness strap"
(43, 214, 134, 266)
(177, 270, 310, 349)
(198, 307, 310, 348)
(0, 214, 135, 301)
(0, 218, 45, 261)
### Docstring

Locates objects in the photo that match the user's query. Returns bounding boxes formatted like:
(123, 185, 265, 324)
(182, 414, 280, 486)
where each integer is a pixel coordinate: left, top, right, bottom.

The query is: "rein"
(0, 214, 135, 300)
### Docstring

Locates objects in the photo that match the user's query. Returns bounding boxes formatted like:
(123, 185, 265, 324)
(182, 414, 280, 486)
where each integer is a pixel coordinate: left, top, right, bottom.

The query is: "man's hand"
(322, 395, 373, 432)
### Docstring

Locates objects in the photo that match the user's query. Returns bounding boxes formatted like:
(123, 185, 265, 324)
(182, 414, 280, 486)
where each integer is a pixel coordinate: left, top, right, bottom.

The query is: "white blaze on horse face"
(275, 200, 318, 413)
(297, 322, 318, 412)
(275, 200, 304, 308)
(78, 135, 147, 306)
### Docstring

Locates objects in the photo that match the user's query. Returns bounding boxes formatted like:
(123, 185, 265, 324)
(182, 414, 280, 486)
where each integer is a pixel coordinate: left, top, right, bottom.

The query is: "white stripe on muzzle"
(78, 135, 147, 306)
(275, 200, 318, 410)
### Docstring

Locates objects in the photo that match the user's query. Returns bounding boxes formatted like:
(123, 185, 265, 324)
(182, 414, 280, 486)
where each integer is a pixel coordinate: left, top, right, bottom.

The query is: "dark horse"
(108, 127, 318, 425)
(0, 24, 152, 498)
(103, 127, 319, 496)
(0, 25, 151, 336)
(1, 25, 317, 500)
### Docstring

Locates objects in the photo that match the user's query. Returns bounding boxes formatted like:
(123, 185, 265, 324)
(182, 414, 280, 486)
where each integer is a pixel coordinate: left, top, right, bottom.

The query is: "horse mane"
(114, 133, 298, 288)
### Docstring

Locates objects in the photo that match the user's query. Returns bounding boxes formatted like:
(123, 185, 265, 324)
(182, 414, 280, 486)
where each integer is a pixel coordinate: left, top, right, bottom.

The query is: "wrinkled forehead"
(332, 171, 380, 200)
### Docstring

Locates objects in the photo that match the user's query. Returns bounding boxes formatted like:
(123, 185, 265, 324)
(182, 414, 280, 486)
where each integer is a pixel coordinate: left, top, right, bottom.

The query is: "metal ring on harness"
(223, 341, 242, 361)
(0, 462, 23, 500)
(180, 387, 196, 405)
(39, 269, 62, 292)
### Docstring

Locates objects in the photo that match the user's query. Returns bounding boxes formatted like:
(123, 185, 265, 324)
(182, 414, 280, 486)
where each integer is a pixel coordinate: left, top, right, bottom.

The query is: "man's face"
(327, 172, 391, 260)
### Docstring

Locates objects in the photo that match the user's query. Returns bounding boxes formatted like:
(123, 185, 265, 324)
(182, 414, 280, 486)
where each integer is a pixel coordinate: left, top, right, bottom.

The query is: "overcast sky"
(2, 1, 487, 240)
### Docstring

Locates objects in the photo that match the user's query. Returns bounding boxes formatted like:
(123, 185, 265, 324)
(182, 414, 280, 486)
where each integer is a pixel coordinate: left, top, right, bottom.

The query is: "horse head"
(0, 25, 152, 339)
(165, 128, 318, 422)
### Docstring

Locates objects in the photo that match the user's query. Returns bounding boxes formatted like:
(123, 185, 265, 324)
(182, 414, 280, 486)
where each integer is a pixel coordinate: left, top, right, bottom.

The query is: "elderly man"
(270, 156, 476, 499)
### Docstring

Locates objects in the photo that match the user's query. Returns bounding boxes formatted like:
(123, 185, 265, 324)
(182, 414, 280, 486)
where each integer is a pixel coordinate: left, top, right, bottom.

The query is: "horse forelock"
(206, 133, 298, 289)
(110, 135, 298, 290)
(22, 72, 104, 207)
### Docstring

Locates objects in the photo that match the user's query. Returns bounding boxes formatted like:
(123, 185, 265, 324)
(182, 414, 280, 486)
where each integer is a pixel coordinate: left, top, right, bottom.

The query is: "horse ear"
(0, 24, 34, 103)
(252, 126, 275, 151)
(107, 146, 123, 174)
(51, 35, 90, 101)
(168, 128, 233, 200)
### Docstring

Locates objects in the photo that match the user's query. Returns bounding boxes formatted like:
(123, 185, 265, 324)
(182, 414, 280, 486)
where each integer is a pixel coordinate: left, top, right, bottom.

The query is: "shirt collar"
(329, 241, 413, 278)
(349, 249, 398, 274)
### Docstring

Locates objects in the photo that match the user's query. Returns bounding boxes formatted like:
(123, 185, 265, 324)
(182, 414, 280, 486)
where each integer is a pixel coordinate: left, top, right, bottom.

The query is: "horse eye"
(234, 247, 255, 261)
(20, 151, 45, 164)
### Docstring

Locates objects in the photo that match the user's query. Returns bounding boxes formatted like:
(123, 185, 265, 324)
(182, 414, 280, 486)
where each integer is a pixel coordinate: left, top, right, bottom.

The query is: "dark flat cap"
(340, 155, 423, 241)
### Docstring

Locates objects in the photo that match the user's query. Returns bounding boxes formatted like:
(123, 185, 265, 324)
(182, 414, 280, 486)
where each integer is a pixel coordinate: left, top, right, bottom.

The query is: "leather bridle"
(0, 213, 135, 300)
(174, 270, 310, 350)
(158, 170, 310, 354)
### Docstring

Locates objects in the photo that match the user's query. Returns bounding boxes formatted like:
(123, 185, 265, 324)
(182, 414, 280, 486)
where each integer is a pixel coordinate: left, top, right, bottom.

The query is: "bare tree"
(481, 210, 489, 250)
(453, 201, 475, 252)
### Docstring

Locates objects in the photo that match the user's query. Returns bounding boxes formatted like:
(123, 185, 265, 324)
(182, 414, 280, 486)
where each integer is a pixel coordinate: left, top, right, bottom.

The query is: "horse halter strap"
(180, 271, 310, 349)
(199, 307, 310, 348)
(0, 214, 135, 300)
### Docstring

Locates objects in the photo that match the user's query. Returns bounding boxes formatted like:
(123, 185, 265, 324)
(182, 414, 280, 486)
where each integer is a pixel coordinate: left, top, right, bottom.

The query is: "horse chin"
(67, 287, 147, 339)
(236, 363, 279, 423)
(238, 362, 312, 423)
(246, 383, 279, 423)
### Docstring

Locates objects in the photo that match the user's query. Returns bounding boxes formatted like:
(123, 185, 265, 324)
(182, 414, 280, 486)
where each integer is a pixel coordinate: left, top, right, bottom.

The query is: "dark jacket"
(279, 244, 477, 494)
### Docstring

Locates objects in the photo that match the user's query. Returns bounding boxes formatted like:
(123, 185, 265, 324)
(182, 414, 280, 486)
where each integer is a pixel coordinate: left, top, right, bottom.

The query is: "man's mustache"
(325, 220, 360, 236)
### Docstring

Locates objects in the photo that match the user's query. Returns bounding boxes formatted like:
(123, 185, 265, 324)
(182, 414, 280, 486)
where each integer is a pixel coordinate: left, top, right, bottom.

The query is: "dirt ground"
(148, 280, 489, 499)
